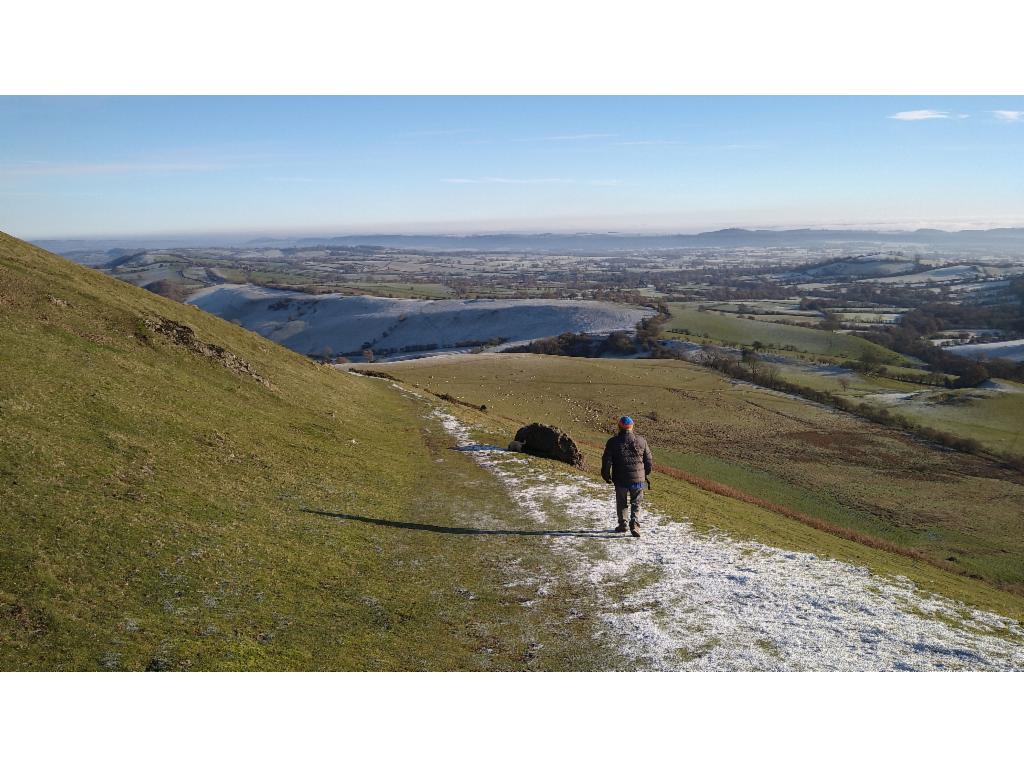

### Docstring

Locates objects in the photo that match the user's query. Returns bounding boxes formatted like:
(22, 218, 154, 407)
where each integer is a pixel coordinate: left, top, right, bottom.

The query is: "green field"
(338, 281, 454, 299)
(767, 363, 923, 397)
(382, 354, 1024, 593)
(665, 303, 907, 362)
(757, 360, 1024, 459)
(864, 386, 1024, 458)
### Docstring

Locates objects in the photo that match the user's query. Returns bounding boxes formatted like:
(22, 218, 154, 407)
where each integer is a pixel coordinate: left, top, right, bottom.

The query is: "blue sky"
(2, 96, 1023, 238)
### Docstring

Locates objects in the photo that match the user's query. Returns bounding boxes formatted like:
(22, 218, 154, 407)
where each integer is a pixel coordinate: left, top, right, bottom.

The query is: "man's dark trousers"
(615, 484, 643, 526)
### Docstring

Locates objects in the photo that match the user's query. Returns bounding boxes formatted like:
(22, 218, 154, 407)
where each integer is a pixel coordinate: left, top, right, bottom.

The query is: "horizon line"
(19, 222, 1024, 243)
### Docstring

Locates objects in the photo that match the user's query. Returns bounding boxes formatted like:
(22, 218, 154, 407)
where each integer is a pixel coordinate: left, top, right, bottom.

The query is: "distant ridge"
(33, 227, 1024, 255)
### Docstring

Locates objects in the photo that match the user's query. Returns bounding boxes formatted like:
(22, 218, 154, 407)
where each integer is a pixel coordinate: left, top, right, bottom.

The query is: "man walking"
(601, 416, 653, 537)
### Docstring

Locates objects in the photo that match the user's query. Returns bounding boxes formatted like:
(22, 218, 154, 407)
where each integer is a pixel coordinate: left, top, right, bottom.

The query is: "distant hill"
(33, 227, 1024, 256)
(226, 227, 1024, 252)
(186, 283, 653, 359)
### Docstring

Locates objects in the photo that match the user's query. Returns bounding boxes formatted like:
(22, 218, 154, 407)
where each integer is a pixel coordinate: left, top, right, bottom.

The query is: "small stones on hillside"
(142, 316, 272, 388)
(511, 423, 586, 469)
(101, 652, 122, 670)
(523, 641, 544, 661)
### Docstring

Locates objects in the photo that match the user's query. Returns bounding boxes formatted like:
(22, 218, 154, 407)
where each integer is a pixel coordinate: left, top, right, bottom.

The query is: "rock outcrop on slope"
(142, 315, 272, 387)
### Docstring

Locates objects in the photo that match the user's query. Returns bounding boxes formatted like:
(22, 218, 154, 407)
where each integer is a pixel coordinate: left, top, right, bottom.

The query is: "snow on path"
(431, 407, 1024, 671)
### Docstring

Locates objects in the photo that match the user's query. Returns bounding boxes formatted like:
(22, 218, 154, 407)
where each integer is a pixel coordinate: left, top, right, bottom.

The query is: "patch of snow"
(866, 265, 985, 284)
(862, 390, 931, 405)
(945, 339, 1024, 363)
(430, 405, 1024, 671)
(979, 379, 1024, 393)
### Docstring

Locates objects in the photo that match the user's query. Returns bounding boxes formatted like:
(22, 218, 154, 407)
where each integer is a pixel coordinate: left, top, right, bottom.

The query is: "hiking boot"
(629, 520, 640, 538)
(614, 522, 628, 533)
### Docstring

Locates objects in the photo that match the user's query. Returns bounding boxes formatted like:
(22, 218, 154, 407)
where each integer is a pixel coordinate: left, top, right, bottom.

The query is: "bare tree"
(695, 344, 722, 367)
(741, 347, 761, 375)
(760, 364, 781, 388)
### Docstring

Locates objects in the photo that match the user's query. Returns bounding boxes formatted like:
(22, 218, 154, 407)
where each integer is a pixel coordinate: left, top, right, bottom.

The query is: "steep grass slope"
(0, 233, 610, 670)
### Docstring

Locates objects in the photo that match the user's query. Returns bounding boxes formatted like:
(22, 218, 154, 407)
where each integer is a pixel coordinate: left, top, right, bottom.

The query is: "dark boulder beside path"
(510, 423, 586, 469)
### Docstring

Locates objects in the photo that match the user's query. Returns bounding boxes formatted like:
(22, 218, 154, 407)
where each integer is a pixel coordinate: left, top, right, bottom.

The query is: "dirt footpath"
(431, 405, 1024, 671)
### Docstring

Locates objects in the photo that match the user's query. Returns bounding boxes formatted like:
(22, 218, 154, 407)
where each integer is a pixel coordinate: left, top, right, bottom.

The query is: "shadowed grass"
(302, 508, 624, 538)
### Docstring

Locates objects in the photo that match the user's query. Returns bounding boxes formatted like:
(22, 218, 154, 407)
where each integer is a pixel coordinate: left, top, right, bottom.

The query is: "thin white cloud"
(888, 110, 968, 121)
(614, 140, 766, 150)
(395, 128, 474, 138)
(0, 160, 225, 177)
(264, 176, 344, 183)
(441, 177, 620, 186)
(992, 110, 1024, 122)
(511, 133, 617, 142)
(615, 139, 686, 146)
(0, 146, 292, 178)
(442, 176, 574, 184)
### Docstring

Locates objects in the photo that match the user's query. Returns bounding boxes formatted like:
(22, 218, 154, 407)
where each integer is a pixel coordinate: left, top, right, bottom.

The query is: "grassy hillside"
(380, 354, 1024, 595)
(0, 232, 615, 670)
(4, 231, 1023, 669)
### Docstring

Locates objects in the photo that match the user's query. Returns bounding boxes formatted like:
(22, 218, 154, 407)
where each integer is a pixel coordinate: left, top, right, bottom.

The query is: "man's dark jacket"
(601, 430, 653, 486)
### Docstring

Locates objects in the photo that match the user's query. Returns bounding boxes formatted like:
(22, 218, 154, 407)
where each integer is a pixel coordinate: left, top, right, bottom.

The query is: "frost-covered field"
(805, 260, 916, 279)
(945, 338, 1024, 363)
(430, 405, 1024, 671)
(868, 265, 986, 284)
(189, 284, 652, 359)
